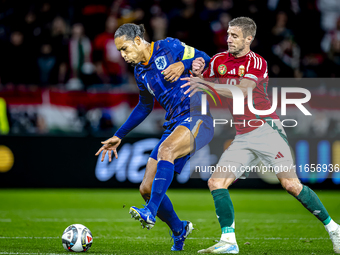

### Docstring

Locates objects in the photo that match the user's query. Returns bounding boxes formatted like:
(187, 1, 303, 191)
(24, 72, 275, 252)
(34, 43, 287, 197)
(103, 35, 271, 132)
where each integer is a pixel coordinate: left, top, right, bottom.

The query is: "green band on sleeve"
(323, 216, 331, 225)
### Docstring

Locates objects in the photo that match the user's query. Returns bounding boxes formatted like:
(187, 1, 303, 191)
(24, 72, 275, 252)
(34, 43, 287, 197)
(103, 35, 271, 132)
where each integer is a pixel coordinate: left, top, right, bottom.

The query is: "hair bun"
(138, 24, 145, 35)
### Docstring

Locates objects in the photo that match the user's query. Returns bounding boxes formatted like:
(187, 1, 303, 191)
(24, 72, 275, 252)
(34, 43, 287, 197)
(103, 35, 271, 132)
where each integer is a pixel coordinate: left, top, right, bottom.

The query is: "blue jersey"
(115, 37, 211, 139)
(135, 37, 210, 128)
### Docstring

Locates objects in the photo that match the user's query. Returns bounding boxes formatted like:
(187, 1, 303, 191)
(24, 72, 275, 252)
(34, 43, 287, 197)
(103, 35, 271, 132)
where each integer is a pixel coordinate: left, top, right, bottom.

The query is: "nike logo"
(142, 73, 146, 80)
(155, 178, 166, 181)
(146, 216, 154, 224)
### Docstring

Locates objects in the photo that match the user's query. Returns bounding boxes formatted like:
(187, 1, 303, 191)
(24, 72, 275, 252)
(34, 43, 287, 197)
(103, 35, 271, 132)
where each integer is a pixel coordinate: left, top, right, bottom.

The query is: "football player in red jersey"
(181, 17, 340, 254)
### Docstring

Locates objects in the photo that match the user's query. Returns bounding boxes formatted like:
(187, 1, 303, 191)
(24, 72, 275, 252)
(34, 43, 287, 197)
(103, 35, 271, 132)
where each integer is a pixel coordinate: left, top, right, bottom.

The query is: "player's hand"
(162, 62, 185, 83)
(180, 76, 207, 97)
(192, 57, 205, 76)
(95, 136, 121, 162)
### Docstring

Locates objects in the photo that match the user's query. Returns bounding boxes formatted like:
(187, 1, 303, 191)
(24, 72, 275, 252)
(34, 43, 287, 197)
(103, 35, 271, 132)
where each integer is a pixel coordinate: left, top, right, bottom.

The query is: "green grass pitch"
(0, 189, 339, 254)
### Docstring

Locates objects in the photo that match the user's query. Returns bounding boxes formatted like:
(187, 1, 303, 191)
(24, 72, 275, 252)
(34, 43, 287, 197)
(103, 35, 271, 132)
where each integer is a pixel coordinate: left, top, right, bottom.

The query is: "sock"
(146, 160, 174, 217)
(324, 218, 338, 232)
(212, 189, 236, 243)
(157, 194, 183, 235)
(295, 185, 331, 224)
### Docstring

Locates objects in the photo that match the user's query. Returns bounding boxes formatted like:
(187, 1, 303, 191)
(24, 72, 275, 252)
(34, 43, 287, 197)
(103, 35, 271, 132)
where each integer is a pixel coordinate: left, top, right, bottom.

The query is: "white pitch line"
(0, 253, 114, 255)
(0, 236, 330, 240)
(28, 218, 131, 222)
(0, 253, 63, 255)
(3, 218, 334, 224)
(0, 237, 59, 239)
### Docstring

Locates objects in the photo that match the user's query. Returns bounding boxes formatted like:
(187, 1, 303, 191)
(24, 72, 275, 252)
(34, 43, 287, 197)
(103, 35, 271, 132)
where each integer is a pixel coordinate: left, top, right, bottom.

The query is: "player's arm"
(95, 85, 154, 162)
(162, 38, 210, 82)
(181, 55, 266, 98)
(191, 57, 206, 78)
(114, 90, 154, 139)
(181, 76, 256, 98)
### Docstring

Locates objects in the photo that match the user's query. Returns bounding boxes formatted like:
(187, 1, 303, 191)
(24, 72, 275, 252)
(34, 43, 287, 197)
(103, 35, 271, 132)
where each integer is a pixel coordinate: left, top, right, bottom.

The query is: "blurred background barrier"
(0, 135, 339, 188)
(0, 85, 340, 138)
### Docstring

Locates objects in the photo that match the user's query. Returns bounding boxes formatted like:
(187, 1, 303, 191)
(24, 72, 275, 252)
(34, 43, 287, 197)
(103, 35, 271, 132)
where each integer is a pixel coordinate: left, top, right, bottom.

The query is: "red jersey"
(203, 51, 279, 135)
(93, 32, 125, 75)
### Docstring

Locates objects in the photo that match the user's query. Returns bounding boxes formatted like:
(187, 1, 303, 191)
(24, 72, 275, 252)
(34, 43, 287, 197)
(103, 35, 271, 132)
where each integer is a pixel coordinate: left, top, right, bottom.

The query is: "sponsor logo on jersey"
(238, 65, 245, 77)
(227, 69, 236, 75)
(218, 64, 227, 75)
(275, 152, 284, 159)
(155, 56, 167, 70)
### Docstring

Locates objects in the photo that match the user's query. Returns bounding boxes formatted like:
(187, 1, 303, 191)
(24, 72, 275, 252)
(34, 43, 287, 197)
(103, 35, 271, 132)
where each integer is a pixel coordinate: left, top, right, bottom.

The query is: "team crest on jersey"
(238, 65, 245, 77)
(155, 56, 167, 70)
(218, 64, 227, 75)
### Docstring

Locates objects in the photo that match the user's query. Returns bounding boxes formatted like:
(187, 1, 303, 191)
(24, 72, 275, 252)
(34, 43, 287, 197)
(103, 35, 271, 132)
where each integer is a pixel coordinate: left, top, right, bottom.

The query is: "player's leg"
(131, 115, 213, 250)
(256, 122, 340, 253)
(145, 115, 213, 220)
(139, 157, 183, 235)
(130, 125, 195, 250)
(277, 172, 340, 253)
(278, 173, 334, 226)
(130, 126, 192, 228)
(198, 145, 259, 254)
(144, 125, 193, 217)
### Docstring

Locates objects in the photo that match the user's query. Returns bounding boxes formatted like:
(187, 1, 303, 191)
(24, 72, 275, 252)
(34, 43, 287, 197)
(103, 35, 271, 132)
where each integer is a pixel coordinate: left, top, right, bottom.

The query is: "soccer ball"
(62, 224, 93, 252)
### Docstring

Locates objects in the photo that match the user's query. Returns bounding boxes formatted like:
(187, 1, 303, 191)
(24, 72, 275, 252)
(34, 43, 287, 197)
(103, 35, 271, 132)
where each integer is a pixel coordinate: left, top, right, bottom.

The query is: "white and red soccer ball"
(62, 224, 93, 252)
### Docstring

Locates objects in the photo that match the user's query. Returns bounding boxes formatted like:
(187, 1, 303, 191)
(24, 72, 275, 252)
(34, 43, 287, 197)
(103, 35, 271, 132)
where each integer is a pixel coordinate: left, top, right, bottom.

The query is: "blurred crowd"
(0, 0, 340, 91)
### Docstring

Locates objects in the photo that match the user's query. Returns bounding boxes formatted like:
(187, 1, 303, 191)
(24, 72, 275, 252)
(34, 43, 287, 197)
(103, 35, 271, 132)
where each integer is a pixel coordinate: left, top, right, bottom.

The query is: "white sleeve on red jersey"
(203, 53, 225, 79)
(244, 52, 268, 84)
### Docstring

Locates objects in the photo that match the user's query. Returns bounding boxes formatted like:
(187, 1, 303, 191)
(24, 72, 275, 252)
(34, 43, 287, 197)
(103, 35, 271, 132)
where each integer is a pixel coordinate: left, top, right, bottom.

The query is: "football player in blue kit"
(95, 23, 213, 251)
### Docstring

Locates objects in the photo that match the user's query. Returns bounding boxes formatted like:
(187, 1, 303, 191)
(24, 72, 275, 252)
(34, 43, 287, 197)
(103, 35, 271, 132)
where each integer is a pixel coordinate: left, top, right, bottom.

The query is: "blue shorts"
(150, 114, 214, 173)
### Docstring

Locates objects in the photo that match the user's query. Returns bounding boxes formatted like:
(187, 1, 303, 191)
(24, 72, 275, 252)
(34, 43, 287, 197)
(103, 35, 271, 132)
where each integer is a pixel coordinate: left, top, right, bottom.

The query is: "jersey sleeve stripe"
(251, 52, 257, 69)
(255, 54, 260, 69)
(250, 52, 263, 70)
(246, 57, 251, 72)
(253, 54, 257, 68)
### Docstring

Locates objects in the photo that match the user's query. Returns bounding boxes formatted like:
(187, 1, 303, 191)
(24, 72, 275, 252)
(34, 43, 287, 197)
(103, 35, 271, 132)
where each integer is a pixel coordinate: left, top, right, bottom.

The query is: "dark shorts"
(150, 114, 214, 174)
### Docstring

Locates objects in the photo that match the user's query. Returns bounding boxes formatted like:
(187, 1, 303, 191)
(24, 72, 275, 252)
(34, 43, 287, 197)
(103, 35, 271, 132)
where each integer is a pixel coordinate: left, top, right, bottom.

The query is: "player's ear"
(246, 35, 253, 45)
(134, 36, 142, 46)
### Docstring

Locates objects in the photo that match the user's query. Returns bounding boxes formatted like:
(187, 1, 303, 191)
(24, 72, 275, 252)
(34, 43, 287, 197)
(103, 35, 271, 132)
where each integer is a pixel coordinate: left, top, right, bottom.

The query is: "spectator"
(66, 23, 94, 90)
(76, 0, 113, 40)
(22, 11, 41, 49)
(37, 43, 57, 86)
(317, 0, 340, 31)
(321, 17, 340, 75)
(93, 16, 126, 85)
(301, 52, 325, 77)
(50, 16, 69, 84)
(269, 11, 301, 77)
(272, 35, 301, 77)
(0, 31, 38, 85)
(211, 12, 232, 52)
(271, 12, 292, 44)
(150, 15, 167, 41)
(168, 0, 214, 55)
